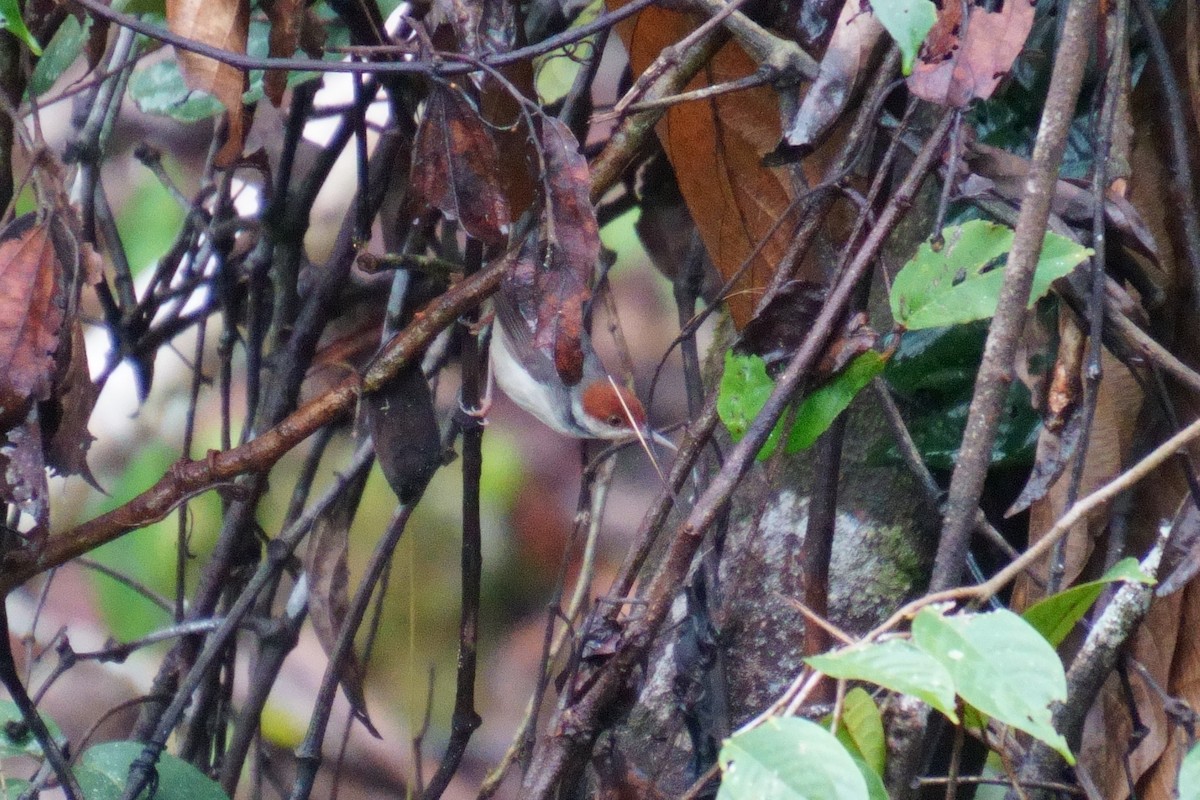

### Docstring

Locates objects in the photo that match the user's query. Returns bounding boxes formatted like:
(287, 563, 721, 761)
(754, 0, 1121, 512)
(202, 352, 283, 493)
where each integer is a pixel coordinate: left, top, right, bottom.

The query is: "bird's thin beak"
(646, 428, 677, 452)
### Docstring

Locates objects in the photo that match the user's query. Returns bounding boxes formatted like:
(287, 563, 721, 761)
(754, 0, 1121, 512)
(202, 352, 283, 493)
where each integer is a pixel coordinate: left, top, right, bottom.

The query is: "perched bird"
(488, 294, 652, 441)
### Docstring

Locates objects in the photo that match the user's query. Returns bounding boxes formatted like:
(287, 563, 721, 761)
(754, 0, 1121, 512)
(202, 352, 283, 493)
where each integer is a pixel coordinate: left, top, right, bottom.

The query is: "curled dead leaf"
(783, 0, 883, 153)
(535, 118, 598, 386)
(0, 217, 65, 435)
(411, 83, 512, 245)
(303, 463, 380, 737)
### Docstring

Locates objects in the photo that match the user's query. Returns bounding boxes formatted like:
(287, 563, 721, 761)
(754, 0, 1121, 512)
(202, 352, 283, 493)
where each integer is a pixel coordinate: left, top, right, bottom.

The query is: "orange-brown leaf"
(0, 219, 65, 434)
(167, 0, 249, 165)
(609, 3, 797, 327)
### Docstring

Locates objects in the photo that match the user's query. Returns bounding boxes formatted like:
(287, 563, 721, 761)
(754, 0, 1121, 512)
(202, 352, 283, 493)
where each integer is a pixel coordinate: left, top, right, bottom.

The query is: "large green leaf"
(0, 700, 63, 758)
(717, 717, 868, 800)
(912, 608, 1073, 763)
(871, 0, 936, 74)
(890, 221, 1090, 330)
(835, 688, 886, 778)
(786, 352, 885, 453)
(78, 742, 230, 800)
(1023, 558, 1154, 646)
(808, 639, 958, 722)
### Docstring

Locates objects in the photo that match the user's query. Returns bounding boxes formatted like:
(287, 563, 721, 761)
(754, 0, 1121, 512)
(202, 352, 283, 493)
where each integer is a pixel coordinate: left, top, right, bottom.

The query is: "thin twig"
(930, 0, 1098, 592)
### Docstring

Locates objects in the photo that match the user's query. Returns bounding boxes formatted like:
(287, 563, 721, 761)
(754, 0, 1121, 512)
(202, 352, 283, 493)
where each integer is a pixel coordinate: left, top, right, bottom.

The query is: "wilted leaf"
(411, 83, 511, 245)
(0, 217, 65, 434)
(717, 716, 868, 800)
(738, 281, 827, 370)
(167, 0, 249, 165)
(0, 412, 49, 537)
(531, 117, 599, 385)
(262, 0, 303, 105)
(783, 0, 884, 152)
(907, 0, 1035, 107)
(44, 320, 100, 486)
(1157, 498, 1200, 597)
(302, 457, 378, 736)
(912, 607, 1073, 762)
(1007, 404, 1083, 517)
(364, 363, 441, 504)
(808, 639, 959, 721)
(871, 0, 936, 74)
(890, 221, 1091, 330)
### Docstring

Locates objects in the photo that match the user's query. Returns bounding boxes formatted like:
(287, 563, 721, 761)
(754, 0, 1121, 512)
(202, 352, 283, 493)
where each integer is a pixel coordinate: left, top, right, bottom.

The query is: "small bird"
(488, 294, 652, 441)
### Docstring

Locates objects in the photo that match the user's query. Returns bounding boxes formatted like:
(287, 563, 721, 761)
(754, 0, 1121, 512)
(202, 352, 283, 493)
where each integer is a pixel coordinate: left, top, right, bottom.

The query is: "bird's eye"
(607, 414, 623, 427)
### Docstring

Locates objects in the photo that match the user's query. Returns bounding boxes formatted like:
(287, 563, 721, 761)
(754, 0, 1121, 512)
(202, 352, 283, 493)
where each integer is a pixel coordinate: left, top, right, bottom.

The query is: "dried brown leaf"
(783, 0, 883, 151)
(535, 118, 598, 386)
(0, 217, 65, 435)
(43, 321, 99, 487)
(303, 465, 379, 737)
(364, 363, 441, 504)
(0, 411, 50, 544)
(411, 84, 511, 245)
(262, 0, 303, 106)
(167, 0, 249, 166)
(908, 0, 1035, 107)
(611, 2, 799, 327)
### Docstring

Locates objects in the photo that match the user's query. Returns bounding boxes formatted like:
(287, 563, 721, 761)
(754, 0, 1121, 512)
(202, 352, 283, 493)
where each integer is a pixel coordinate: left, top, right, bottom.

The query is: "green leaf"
(0, 0, 41, 54)
(836, 688, 886, 778)
(717, 351, 785, 461)
(871, 0, 936, 74)
(0, 700, 64, 758)
(808, 640, 958, 722)
(28, 15, 87, 97)
(890, 221, 1091, 330)
(1179, 740, 1200, 800)
(912, 608, 1073, 763)
(78, 741, 230, 800)
(786, 351, 885, 453)
(1023, 557, 1154, 646)
(717, 717, 868, 800)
